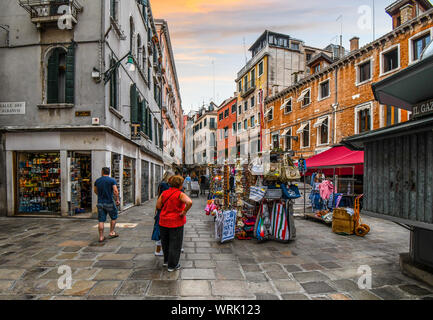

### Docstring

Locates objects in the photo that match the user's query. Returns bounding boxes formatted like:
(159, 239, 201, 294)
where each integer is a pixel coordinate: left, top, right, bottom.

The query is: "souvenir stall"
(206, 152, 301, 244)
(303, 146, 364, 225)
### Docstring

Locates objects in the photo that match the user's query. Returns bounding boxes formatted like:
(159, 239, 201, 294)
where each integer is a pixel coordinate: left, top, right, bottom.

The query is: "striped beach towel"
(270, 202, 290, 241)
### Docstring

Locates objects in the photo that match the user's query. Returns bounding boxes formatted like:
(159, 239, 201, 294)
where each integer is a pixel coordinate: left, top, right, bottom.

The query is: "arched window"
(47, 45, 75, 104)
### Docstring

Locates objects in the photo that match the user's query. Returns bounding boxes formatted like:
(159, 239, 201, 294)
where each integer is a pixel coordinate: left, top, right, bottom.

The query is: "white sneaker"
(154, 251, 164, 256)
(168, 264, 181, 272)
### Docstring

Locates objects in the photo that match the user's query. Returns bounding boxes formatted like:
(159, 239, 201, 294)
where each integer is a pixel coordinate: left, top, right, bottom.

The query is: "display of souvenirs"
(123, 157, 135, 206)
(18, 153, 61, 213)
(69, 153, 92, 215)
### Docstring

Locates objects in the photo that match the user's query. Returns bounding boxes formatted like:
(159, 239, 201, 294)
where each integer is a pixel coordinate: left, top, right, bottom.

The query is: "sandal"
(99, 237, 106, 243)
(108, 233, 119, 239)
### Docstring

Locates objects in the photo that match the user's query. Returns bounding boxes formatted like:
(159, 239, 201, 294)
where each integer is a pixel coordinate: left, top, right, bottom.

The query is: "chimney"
(350, 37, 360, 52)
(400, 4, 414, 24)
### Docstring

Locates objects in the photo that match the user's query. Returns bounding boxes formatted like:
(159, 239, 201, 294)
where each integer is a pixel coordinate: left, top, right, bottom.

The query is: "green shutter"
(130, 84, 138, 124)
(148, 111, 153, 141)
(47, 49, 60, 104)
(65, 44, 75, 104)
(138, 100, 144, 132)
(144, 104, 149, 136)
(110, 59, 118, 109)
(159, 123, 163, 148)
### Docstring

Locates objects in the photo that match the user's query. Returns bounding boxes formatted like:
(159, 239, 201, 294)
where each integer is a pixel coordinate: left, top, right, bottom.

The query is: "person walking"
(156, 175, 193, 272)
(199, 174, 207, 196)
(94, 167, 120, 243)
(153, 171, 172, 256)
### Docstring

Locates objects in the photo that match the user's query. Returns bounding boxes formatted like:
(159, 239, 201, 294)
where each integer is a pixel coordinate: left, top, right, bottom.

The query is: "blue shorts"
(97, 203, 118, 223)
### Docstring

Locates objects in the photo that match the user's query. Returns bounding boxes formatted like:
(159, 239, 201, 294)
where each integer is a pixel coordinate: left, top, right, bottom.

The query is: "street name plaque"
(0, 102, 25, 115)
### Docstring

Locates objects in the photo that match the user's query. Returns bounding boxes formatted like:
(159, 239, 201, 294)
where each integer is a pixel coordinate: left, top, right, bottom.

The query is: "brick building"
(264, 0, 433, 161)
(216, 97, 238, 164)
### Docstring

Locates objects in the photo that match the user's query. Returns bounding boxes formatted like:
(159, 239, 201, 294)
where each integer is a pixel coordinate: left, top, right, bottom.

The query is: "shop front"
(343, 41, 433, 284)
(3, 130, 163, 218)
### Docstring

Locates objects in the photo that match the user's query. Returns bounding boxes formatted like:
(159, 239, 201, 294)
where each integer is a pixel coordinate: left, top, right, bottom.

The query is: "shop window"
(357, 60, 372, 84)
(47, 45, 75, 104)
(382, 47, 399, 74)
(123, 157, 136, 206)
(69, 152, 92, 215)
(18, 152, 61, 214)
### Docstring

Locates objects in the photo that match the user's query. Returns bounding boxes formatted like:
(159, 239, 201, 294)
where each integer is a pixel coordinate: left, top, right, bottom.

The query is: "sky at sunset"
(152, 0, 406, 113)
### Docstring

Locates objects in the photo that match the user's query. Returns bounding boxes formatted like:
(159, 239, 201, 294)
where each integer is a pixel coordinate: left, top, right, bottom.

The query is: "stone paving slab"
(0, 195, 432, 300)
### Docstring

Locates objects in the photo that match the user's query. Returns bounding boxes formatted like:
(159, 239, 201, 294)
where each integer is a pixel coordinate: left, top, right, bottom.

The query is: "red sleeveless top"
(159, 188, 186, 228)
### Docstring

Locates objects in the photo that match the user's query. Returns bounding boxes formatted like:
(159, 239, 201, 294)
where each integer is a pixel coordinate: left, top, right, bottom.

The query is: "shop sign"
(0, 102, 25, 115)
(75, 111, 91, 117)
(131, 124, 141, 141)
(413, 99, 433, 118)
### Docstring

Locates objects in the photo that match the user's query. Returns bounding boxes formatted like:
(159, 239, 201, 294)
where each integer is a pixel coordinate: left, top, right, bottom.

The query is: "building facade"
(183, 113, 195, 166)
(155, 19, 183, 172)
(0, 0, 168, 217)
(235, 30, 334, 163)
(192, 103, 218, 166)
(216, 97, 238, 164)
(264, 0, 433, 160)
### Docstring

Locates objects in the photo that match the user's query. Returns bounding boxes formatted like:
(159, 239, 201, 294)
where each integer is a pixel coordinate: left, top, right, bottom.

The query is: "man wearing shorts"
(94, 167, 121, 242)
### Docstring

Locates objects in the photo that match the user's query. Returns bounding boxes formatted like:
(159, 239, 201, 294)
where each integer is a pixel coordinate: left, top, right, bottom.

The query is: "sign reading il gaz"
(413, 99, 433, 118)
(0, 102, 26, 115)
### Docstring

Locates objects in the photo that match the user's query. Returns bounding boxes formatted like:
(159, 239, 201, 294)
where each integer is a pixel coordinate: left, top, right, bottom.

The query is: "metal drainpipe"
(333, 67, 338, 144)
(100, 0, 105, 108)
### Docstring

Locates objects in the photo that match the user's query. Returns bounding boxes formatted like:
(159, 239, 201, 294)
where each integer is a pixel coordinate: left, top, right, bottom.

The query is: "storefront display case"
(17, 152, 61, 214)
(68, 152, 92, 215)
(123, 156, 135, 206)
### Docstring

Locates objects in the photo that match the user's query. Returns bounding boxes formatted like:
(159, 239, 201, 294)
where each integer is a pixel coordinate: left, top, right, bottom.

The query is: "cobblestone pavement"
(0, 195, 432, 300)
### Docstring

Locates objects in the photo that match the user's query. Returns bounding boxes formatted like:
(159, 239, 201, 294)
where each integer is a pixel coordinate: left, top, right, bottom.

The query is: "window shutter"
(148, 111, 153, 141)
(144, 103, 148, 135)
(159, 124, 163, 148)
(47, 49, 60, 104)
(65, 44, 75, 104)
(140, 100, 146, 132)
(110, 59, 118, 109)
(130, 84, 138, 124)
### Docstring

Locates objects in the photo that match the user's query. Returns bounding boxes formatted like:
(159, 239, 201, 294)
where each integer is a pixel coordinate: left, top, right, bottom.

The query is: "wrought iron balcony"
(241, 80, 256, 98)
(18, 0, 83, 28)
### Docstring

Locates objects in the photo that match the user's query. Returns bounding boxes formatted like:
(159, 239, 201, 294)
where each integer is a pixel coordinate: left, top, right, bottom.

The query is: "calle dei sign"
(413, 99, 433, 118)
(0, 102, 26, 115)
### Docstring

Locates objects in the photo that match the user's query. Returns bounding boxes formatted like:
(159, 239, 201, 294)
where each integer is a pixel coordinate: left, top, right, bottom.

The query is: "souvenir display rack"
(123, 157, 135, 206)
(18, 152, 61, 213)
(69, 153, 92, 215)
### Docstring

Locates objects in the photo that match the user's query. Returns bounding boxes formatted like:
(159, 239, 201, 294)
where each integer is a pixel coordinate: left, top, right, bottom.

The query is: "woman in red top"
(156, 175, 193, 272)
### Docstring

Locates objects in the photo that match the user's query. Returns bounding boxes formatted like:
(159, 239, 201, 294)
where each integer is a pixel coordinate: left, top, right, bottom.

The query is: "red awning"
(305, 146, 364, 176)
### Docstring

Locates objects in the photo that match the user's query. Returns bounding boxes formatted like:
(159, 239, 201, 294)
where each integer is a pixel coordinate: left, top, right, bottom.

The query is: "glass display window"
(69, 152, 92, 215)
(17, 152, 61, 214)
(123, 156, 136, 206)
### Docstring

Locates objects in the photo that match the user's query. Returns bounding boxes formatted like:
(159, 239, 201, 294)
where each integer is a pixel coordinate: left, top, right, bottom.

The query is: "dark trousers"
(159, 225, 184, 269)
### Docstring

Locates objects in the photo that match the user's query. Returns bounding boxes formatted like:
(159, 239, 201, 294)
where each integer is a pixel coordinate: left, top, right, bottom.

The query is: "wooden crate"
(332, 209, 355, 235)
(332, 218, 355, 235)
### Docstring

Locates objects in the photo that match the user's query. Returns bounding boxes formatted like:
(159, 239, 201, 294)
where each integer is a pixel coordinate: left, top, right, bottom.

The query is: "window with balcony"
(47, 46, 75, 105)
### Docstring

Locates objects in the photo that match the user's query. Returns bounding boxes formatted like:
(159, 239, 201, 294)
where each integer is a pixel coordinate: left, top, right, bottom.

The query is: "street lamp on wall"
(103, 51, 135, 84)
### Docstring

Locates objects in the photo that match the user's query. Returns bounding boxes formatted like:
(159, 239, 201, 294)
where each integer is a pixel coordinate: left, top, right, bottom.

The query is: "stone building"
(216, 97, 238, 164)
(264, 0, 433, 160)
(0, 0, 168, 217)
(234, 30, 335, 163)
(192, 103, 218, 166)
(155, 19, 183, 172)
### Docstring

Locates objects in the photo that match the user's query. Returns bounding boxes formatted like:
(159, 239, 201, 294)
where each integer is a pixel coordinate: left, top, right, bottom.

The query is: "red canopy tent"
(304, 146, 364, 176)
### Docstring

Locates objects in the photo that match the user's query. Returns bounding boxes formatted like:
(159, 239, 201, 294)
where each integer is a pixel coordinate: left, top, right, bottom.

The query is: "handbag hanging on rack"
(281, 155, 301, 182)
